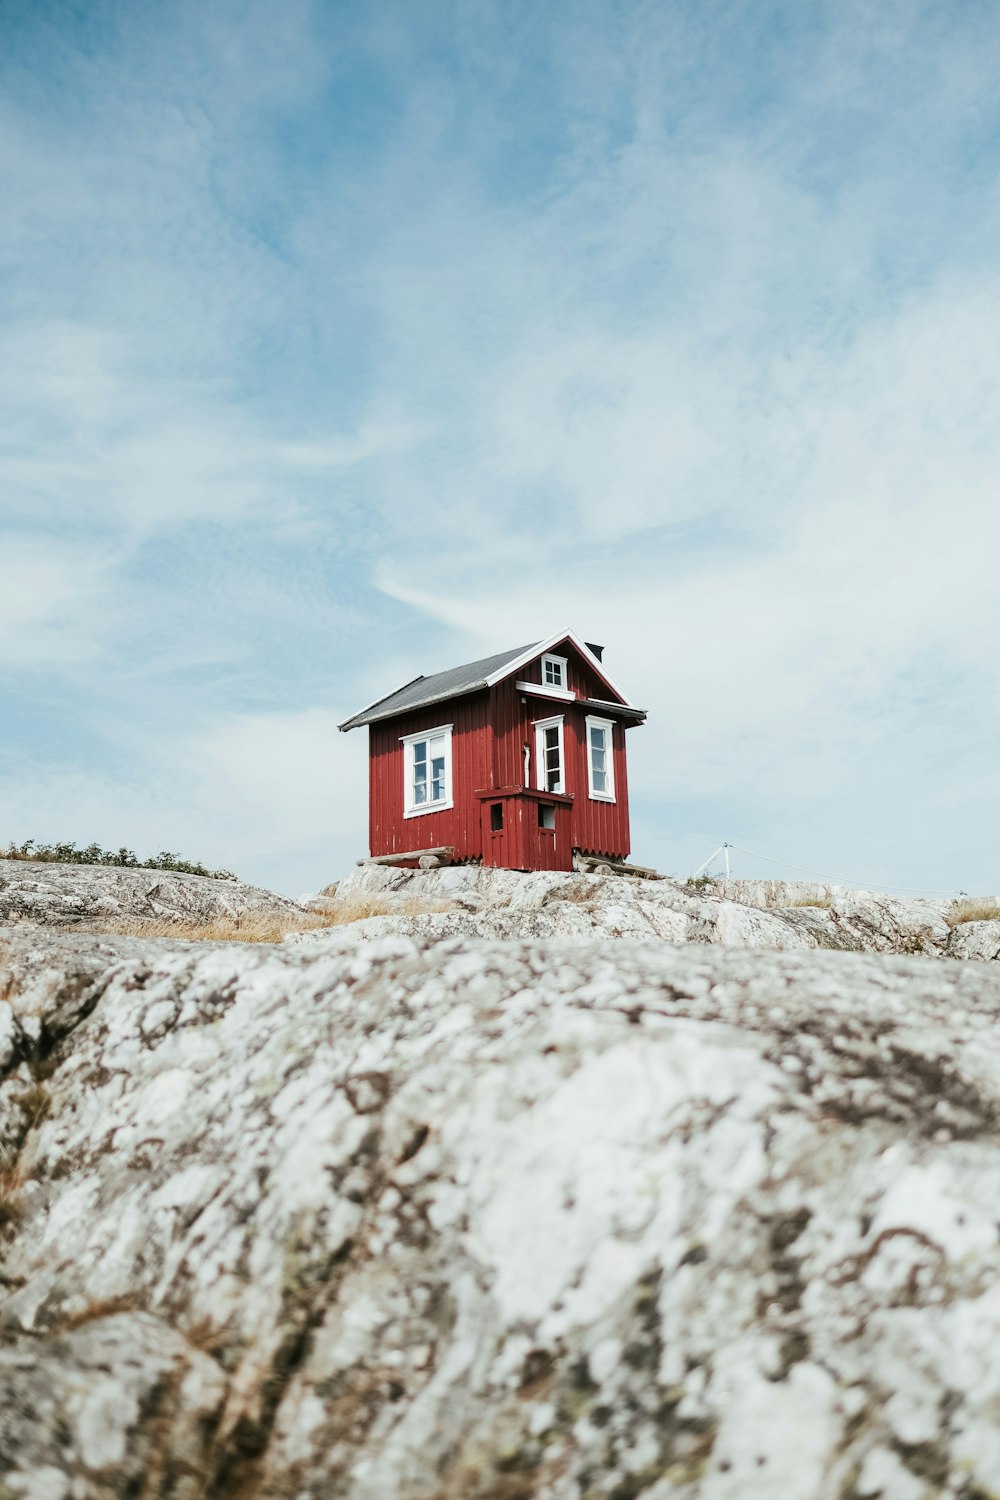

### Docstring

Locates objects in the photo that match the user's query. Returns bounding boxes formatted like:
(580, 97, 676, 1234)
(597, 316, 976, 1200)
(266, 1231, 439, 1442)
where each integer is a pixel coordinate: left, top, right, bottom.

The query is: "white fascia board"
(514, 679, 575, 703)
(485, 628, 637, 709)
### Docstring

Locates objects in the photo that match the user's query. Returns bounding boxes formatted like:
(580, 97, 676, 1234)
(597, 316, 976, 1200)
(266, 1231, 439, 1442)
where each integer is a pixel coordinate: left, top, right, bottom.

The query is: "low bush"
(1, 840, 237, 881)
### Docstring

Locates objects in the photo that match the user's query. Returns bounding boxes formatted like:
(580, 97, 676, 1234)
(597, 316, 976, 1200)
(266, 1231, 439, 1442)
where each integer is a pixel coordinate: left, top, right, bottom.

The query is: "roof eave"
(338, 674, 427, 732)
(583, 697, 647, 723)
(339, 678, 489, 732)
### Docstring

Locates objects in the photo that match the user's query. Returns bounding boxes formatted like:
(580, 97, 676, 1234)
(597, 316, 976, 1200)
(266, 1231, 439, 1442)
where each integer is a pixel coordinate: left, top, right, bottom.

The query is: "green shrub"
(0, 840, 237, 882)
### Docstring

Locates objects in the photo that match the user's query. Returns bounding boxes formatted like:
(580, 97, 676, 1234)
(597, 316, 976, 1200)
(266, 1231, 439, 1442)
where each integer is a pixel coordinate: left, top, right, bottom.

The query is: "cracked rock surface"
(293, 864, 981, 962)
(0, 859, 303, 929)
(3, 923, 1000, 1497)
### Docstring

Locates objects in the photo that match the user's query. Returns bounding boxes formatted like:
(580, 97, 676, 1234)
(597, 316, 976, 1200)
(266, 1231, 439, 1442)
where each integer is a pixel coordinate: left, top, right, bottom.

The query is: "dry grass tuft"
(14, 1083, 51, 1128)
(557, 883, 598, 906)
(62, 1294, 142, 1330)
(780, 894, 834, 910)
(947, 898, 1000, 928)
(0, 1168, 24, 1232)
(183, 1314, 231, 1359)
(74, 896, 456, 945)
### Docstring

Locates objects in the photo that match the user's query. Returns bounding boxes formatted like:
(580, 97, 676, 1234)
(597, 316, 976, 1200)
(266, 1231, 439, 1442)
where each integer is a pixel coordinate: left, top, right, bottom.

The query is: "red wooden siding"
(364, 638, 639, 865)
(478, 789, 574, 871)
(368, 692, 490, 859)
(489, 641, 633, 860)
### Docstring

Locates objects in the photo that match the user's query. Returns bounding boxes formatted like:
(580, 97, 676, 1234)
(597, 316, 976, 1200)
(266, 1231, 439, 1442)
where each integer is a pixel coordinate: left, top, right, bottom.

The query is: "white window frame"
(585, 715, 616, 802)
(534, 714, 565, 794)
(540, 653, 568, 691)
(400, 724, 454, 817)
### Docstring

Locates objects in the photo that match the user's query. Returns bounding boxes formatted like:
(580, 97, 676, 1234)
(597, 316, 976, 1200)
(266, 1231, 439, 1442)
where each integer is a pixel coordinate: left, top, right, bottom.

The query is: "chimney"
(585, 641, 604, 661)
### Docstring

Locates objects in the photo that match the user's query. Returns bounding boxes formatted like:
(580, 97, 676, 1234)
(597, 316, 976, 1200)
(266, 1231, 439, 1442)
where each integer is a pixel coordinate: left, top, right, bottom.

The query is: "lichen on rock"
(2, 916, 1000, 1496)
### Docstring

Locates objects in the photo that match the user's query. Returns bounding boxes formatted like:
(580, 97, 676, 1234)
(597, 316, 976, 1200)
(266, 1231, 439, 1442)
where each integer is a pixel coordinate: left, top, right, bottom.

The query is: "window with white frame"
(585, 716, 615, 801)
(401, 724, 453, 816)
(541, 653, 568, 690)
(534, 715, 565, 793)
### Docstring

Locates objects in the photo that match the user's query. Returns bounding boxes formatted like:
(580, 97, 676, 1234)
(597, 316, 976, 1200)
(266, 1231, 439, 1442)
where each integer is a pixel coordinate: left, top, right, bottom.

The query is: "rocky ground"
(1, 898, 1000, 1498)
(4, 856, 999, 965)
(0, 859, 302, 931)
(294, 863, 1000, 963)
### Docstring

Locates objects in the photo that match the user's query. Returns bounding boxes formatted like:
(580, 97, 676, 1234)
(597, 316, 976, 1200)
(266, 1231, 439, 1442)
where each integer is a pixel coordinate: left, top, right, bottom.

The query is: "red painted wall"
(366, 641, 639, 863)
(479, 790, 575, 871)
(368, 692, 490, 859)
(489, 643, 633, 859)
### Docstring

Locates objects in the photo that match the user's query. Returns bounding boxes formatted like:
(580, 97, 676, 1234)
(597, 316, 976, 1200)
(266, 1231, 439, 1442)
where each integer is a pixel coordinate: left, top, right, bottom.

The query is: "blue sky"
(2, 0, 999, 896)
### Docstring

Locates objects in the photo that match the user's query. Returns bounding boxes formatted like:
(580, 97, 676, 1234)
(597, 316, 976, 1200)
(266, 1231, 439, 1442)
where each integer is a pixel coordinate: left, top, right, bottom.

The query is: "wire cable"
(723, 845, 959, 897)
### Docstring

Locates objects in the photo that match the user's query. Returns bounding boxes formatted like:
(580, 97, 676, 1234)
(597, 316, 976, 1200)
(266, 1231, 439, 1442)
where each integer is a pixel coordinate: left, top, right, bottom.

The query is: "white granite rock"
(0, 859, 303, 930)
(289, 863, 972, 961)
(2, 925, 1000, 1496)
(948, 920, 1000, 962)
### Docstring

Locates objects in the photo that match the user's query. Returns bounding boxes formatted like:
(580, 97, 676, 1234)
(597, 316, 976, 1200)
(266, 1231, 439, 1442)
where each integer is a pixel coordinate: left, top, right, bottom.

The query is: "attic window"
(541, 653, 568, 690)
(400, 724, 453, 817)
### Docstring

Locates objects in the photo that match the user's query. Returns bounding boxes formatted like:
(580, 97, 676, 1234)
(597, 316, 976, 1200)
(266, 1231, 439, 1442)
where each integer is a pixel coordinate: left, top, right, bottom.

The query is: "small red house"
(339, 630, 646, 872)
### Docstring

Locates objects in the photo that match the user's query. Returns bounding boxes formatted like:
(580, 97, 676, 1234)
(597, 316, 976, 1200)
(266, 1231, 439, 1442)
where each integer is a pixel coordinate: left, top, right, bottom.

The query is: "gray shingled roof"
(338, 643, 538, 731)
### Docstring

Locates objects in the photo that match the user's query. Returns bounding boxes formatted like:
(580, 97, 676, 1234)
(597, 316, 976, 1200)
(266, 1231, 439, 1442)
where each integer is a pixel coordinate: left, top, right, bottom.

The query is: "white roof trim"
(485, 629, 636, 708)
(514, 679, 575, 703)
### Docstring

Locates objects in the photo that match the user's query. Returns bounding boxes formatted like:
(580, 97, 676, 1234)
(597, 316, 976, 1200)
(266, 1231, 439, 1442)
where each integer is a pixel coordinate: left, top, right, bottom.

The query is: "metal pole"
(724, 843, 731, 879)
(691, 845, 726, 879)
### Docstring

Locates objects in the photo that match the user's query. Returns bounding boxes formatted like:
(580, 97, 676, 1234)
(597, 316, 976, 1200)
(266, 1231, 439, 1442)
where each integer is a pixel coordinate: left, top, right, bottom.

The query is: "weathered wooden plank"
(573, 854, 660, 879)
(357, 845, 456, 868)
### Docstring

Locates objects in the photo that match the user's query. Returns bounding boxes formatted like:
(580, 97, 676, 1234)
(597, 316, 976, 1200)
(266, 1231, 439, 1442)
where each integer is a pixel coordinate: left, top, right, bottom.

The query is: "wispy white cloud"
(0, 705, 364, 894)
(0, 532, 123, 667)
(2, 0, 998, 891)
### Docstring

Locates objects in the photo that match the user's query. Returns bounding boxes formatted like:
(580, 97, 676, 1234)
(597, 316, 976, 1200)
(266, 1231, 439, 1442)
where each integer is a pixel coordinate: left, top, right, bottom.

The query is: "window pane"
(409, 731, 451, 809)
(412, 741, 428, 805)
(590, 724, 611, 795)
(538, 722, 562, 792)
